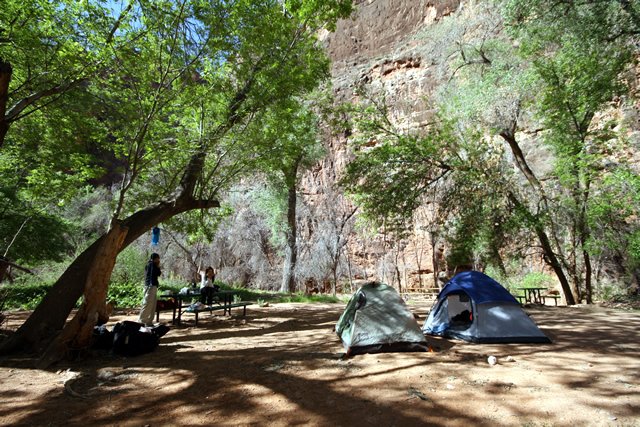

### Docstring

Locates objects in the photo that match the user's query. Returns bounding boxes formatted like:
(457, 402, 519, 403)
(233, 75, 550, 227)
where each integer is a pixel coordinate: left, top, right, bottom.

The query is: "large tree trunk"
(430, 232, 440, 290)
(280, 181, 298, 293)
(0, 59, 11, 149)
(0, 259, 8, 283)
(0, 195, 219, 355)
(37, 223, 128, 368)
(534, 223, 577, 305)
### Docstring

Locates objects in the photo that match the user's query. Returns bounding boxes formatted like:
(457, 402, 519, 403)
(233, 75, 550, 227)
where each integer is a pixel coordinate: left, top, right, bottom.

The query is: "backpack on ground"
(112, 321, 168, 356)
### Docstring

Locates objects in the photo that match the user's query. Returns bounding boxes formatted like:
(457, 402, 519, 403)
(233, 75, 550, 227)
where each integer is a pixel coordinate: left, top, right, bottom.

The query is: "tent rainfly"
(336, 282, 429, 355)
(423, 271, 552, 344)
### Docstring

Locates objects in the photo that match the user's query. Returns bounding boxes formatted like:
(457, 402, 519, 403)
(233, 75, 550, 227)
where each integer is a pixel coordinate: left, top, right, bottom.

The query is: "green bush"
(215, 284, 343, 304)
(111, 246, 148, 285)
(1, 281, 146, 310)
(274, 293, 343, 304)
(595, 283, 626, 302)
(159, 279, 190, 293)
(520, 272, 555, 289)
(2, 282, 54, 310)
(107, 282, 144, 309)
(484, 266, 510, 288)
(1, 279, 345, 311)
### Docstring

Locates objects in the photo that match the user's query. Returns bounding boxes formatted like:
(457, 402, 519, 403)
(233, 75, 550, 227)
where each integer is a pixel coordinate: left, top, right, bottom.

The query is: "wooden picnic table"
(156, 289, 238, 324)
(516, 287, 547, 304)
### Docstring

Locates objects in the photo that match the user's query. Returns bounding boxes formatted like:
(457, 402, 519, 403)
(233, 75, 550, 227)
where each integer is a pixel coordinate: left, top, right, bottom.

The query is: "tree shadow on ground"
(0, 304, 470, 426)
(0, 303, 638, 425)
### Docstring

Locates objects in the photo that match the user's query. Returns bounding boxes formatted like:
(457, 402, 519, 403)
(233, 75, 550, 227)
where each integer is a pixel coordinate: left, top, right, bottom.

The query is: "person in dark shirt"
(138, 253, 161, 326)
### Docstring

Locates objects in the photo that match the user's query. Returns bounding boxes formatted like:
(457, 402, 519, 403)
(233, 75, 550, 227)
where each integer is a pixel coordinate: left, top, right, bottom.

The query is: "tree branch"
(5, 78, 87, 123)
(106, 1, 135, 44)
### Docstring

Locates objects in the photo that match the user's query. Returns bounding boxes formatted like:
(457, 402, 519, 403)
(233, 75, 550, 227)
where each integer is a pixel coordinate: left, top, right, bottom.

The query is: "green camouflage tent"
(336, 282, 429, 355)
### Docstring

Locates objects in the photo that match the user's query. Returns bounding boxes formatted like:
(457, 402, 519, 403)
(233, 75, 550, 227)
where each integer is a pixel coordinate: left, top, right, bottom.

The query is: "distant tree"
(248, 100, 326, 293)
(504, 0, 637, 302)
(0, 184, 73, 268)
(312, 189, 357, 296)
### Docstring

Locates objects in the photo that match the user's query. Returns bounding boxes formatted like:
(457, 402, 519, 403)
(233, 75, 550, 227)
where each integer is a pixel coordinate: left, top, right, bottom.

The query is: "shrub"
(2, 281, 145, 311)
(2, 282, 53, 310)
(218, 283, 269, 301)
(595, 283, 626, 302)
(159, 279, 189, 293)
(520, 272, 555, 289)
(484, 266, 511, 288)
(111, 246, 147, 285)
(107, 282, 144, 309)
(1, 279, 345, 312)
(274, 293, 342, 304)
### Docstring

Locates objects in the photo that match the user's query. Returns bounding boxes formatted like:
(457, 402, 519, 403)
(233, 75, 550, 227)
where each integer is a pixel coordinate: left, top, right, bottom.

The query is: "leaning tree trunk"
(498, 132, 578, 305)
(535, 224, 577, 305)
(37, 223, 128, 367)
(0, 195, 219, 356)
(506, 191, 577, 305)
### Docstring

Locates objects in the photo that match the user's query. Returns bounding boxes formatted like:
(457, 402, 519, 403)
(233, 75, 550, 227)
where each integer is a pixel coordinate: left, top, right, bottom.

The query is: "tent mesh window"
(447, 294, 473, 328)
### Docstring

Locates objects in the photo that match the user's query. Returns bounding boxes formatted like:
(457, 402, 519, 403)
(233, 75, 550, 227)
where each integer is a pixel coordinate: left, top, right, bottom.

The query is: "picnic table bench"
(543, 294, 561, 306)
(186, 301, 253, 326)
(515, 287, 548, 305)
(155, 297, 178, 323)
(513, 288, 561, 306)
(155, 289, 252, 325)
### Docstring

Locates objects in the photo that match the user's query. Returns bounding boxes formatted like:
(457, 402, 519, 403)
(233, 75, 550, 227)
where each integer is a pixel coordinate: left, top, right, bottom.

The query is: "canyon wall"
(301, 1, 463, 292)
(298, 0, 639, 293)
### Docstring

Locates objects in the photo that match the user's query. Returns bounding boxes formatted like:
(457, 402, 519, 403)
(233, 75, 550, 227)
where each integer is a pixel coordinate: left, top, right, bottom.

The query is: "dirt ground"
(0, 302, 638, 427)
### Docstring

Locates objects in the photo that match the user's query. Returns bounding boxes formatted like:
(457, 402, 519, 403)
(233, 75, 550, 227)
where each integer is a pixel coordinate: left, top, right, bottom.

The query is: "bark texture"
(37, 223, 128, 368)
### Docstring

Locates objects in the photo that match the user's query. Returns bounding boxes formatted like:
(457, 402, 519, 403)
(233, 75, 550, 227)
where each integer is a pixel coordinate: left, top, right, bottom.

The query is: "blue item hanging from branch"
(151, 226, 160, 246)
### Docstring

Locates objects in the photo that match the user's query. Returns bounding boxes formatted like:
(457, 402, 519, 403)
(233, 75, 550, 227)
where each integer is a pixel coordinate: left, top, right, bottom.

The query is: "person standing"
(138, 253, 161, 326)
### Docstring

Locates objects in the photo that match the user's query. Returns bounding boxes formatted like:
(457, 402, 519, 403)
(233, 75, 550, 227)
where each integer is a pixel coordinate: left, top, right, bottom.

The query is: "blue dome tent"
(423, 271, 551, 343)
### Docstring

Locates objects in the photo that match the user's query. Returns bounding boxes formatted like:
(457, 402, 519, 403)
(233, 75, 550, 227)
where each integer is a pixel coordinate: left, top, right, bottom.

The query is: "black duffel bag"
(112, 321, 170, 357)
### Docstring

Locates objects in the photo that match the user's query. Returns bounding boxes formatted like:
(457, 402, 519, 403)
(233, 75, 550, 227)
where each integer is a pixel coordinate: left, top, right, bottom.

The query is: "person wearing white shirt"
(199, 266, 218, 305)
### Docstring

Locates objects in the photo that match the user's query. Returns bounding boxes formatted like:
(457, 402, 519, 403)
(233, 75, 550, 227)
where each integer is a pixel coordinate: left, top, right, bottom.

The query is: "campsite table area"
(157, 290, 238, 324)
(516, 287, 547, 304)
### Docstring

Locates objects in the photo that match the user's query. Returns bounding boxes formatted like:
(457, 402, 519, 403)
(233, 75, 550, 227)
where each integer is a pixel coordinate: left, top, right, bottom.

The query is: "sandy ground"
(0, 302, 639, 427)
